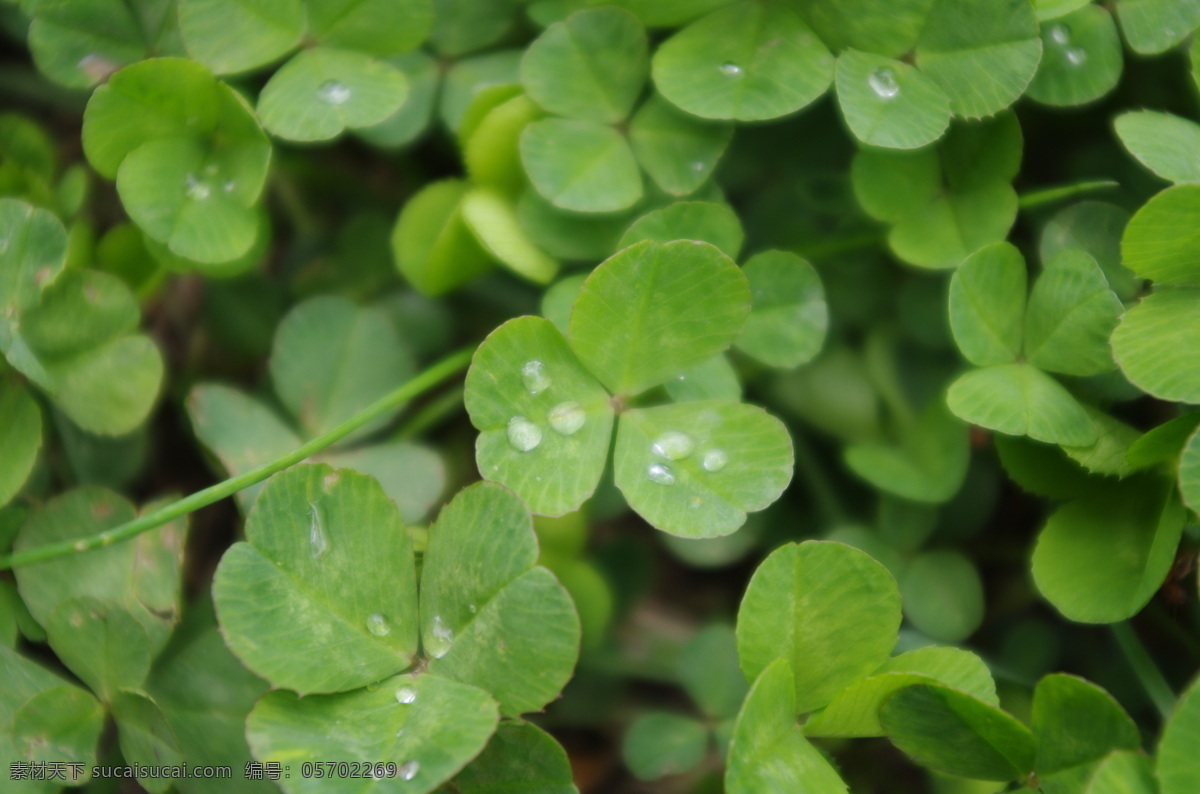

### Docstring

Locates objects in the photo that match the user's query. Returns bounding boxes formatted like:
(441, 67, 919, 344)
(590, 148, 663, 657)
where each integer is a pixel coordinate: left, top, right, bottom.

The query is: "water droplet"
(468, 603, 478, 614)
(868, 68, 900, 100)
(366, 614, 390, 636)
(647, 463, 676, 486)
(691, 161, 705, 172)
(1065, 47, 1087, 66)
(547, 401, 585, 436)
(399, 761, 420, 781)
(395, 728, 405, 738)
(702, 449, 728, 472)
(77, 53, 118, 82)
(1048, 24, 1070, 45)
(318, 80, 351, 105)
(521, 360, 550, 394)
(720, 62, 743, 77)
(507, 416, 542, 452)
(204, 163, 219, 176)
(184, 174, 211, 201)
(426, 616, 454, 659)
(223, 180, 236, 193)
(395, 686, 417, 704)
(652, 431, 694, 460)
(309, 502, 329, 559)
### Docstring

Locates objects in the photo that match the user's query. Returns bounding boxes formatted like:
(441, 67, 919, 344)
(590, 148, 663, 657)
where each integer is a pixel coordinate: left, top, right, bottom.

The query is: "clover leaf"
(1031, 476, 1184, 623)
(1115, 111, 1200, 184)
(736, 541, 901, 713)
(1028, 7, 1123, 107)
(1158, 675, 1200, 794)
(1115, 0, 1200, 55)
(852, 115, 1021, 269)
(725, 658, 849, 794)
(881, 683, 1036, 782)
(467, 240, 793, 535)
(520, 118, 643, 213)
(835, 49, 951, 150)
(215, 470, 578, 793)
(521, 7, 648, 125)
(257, 48, 410, 142)
(1031, 674, 1139, 785)
(628, 96, 733, 197)
(614, 401, 793, 538)
(805, 647, 997, 738)
(914, 0, 1043, 120)
(946, 242, 1125, 446)
(652, 0, 834, 122)
(569, 240, 750, 395)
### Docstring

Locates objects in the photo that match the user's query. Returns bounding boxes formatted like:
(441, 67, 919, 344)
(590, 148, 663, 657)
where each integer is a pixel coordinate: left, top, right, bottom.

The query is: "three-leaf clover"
(0, 199, 164, 482)
(214, 468, 580, 793)
(946, 241, 1125, 446)
(465, 239, 795, 537)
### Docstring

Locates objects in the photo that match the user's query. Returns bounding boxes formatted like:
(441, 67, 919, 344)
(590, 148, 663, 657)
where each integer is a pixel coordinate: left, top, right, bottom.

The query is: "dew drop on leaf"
(308, 502, 329, 558)
(399, 761, 420, 781)
(468, 603, 477, 613)
(365, 613, 390, 636)
(521, 360, 551, 394)
(223, 180, 236, 193)
(548, 401, 585, 436)
(507, 416, 543, 452)
(317, 80, 352, 105)
(1049, 24, 1071, 45)
(702, 449, 729, 472)
(652, 431, 695, 460)
(1065, 48, 1087, 66)
(691, 161, 705, 172)
(868, 68, 900, 100)
(647, 463, 676, 485)
(395, 686, 417, 704)
(426, 615, 454, 659)
(184, 174, 211, 201)
(720, 62, 743, 77)
(77, 53, 118, 83)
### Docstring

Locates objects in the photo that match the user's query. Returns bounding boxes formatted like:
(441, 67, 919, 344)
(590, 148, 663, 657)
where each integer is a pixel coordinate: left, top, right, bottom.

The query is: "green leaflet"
(881, 684, 1036, 782)
(725, 659, 849, 794)
(521, 7, 648, 124)
(1031, 477, 1184, 623)
(1028, 7, 1123, 107)
(568, 240, 749, 396)
(736, 541, 901, 714)
(652, 0, 834, 122)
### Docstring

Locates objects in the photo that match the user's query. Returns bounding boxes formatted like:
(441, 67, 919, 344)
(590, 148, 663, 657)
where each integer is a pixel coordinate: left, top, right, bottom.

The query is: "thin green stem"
(393, 386, 465, 441)
(792, 431, 846, 525)
(0, 346, 476, 571)
(270, 170, 321, 238)
(796, 229, 886, 261)
(1018, 180, 1119, 211)
(1112, 622, 1176, 721)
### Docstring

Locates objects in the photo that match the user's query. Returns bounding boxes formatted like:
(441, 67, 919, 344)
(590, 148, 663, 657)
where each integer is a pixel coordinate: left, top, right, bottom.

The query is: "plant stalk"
(0, 346, 476, 571)
(1111, 621, 1176, 721)
(1018, 180, 1119, 210)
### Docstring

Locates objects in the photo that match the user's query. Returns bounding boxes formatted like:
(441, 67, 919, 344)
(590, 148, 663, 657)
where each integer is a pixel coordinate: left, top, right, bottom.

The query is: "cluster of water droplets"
(1048, 24, 1087, 66)
(645, 431, 728, 486)
(184, 173, 211, 201)
(317, 80, 352, 105)
(506, 362, 588, 453)
(868, 67, 900, 100)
